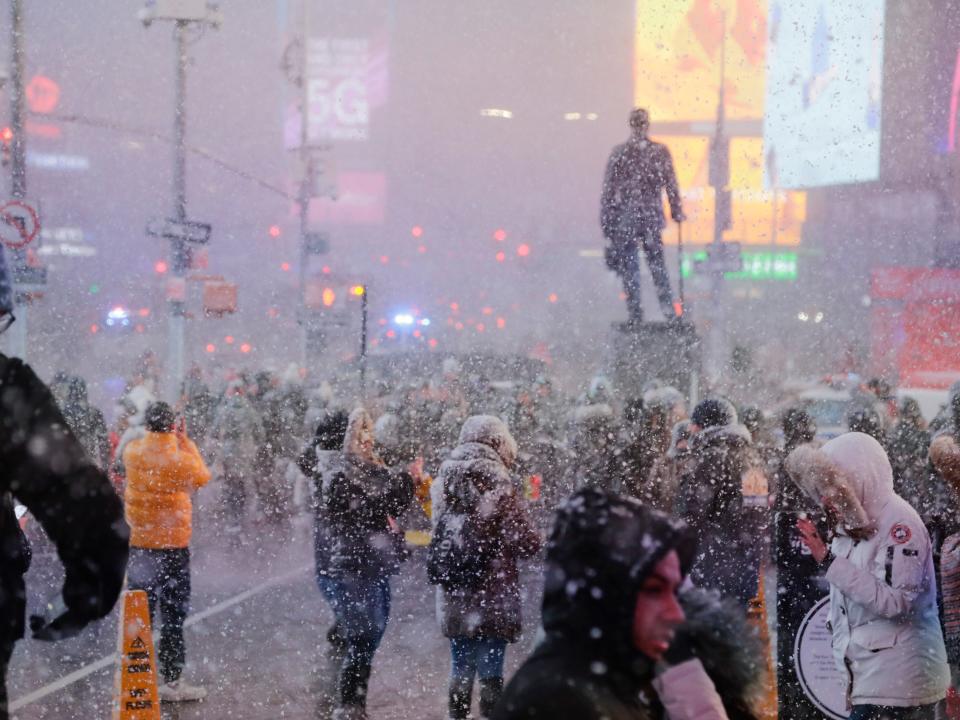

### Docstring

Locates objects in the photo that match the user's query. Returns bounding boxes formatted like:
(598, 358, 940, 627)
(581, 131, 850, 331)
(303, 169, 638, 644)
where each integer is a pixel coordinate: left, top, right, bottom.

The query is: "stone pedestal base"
(608, 320, 702, 401)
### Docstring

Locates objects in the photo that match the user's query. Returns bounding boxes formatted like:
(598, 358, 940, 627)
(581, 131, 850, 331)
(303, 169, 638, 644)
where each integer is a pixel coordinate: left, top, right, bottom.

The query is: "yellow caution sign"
(404, 529, 431, 547)
(113, 590, 160, 720)
(747, 564, 778, 720)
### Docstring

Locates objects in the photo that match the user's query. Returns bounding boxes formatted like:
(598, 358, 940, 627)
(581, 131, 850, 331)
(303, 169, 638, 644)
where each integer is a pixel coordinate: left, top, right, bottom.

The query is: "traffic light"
(322, 288, 336, 307)
(1, 127, 12, 166)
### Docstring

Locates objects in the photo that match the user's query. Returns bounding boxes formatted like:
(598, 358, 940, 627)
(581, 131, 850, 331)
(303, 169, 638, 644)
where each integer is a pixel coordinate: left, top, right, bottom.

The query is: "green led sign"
(681, 251, 798, 281)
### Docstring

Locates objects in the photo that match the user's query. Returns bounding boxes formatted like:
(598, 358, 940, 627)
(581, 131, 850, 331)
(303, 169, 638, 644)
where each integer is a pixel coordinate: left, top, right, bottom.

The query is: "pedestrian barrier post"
(112, 589, 160, 720)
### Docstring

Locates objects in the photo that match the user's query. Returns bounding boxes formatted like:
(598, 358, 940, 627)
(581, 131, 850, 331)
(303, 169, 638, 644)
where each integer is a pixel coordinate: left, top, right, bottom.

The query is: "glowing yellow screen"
(634, 0, 804, 246)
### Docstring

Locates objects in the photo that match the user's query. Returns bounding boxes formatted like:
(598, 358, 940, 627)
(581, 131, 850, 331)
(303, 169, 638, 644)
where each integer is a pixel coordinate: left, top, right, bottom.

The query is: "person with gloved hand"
(787, 433, 949, 720)
(493, 489, 730, 720)
(0, 245, 129, 719)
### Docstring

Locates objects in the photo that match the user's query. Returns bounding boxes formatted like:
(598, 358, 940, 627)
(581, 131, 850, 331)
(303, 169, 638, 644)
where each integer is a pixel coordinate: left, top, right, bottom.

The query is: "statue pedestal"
(607, 320, 702, 402)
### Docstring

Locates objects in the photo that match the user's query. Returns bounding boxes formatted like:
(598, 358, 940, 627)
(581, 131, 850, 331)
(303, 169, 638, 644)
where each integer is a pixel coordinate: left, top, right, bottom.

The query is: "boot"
(448, 677, 473, 719)
(478, 677, 503, 718)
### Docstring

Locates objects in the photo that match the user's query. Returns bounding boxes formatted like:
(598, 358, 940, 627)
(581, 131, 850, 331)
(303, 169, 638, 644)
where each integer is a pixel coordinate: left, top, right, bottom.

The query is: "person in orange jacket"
(123, 401, 210, 703)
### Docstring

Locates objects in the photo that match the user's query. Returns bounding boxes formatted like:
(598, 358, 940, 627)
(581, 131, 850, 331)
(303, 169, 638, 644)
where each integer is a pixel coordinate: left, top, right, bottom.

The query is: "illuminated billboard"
(634, 0, 804, 246)
(634, 0, 766, 121)
(764, 1, 885, 188)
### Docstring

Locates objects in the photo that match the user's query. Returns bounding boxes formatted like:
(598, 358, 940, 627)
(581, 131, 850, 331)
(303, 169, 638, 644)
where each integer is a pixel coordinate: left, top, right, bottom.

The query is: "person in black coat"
(494, 489, 731, 720)
(676, 398, 768, 608)
(601, 107, 685, 323)
(59, 375, 110, 471)
(0, 249, 129, 719)
(320, 408, 414, 719)
(297, 409, 349, 630)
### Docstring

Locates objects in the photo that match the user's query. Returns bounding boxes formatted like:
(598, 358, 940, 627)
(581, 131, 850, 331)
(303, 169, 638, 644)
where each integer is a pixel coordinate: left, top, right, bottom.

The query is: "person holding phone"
(787, 433, 949, 720)
(123, 401, 210, 703)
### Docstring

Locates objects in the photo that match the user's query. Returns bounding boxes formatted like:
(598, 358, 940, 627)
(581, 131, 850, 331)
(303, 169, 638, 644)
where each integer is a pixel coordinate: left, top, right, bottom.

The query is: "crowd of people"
(6, 321, 960, 720)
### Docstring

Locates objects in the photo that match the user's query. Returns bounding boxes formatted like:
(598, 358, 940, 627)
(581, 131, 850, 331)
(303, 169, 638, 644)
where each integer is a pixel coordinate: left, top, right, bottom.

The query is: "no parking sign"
(0, 199, 41, 250)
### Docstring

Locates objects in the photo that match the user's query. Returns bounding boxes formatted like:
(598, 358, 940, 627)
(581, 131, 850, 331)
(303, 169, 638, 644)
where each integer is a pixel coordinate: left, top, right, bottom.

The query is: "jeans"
(617, 228, 674, 322)
(848, 704, 937, 720)
(449, 637, 507, 682)
(127, 547, 191, 683)
(326, 574, 391, 707)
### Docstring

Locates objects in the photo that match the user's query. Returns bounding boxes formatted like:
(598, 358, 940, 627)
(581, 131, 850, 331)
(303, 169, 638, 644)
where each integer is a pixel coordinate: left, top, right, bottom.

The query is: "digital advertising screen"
(633, 0, 804, 246)
(763, 0, 885, 189)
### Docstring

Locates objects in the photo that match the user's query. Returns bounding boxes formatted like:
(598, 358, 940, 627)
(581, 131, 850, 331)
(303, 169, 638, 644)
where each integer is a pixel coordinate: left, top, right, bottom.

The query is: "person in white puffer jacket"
(786, 432, 949, 720)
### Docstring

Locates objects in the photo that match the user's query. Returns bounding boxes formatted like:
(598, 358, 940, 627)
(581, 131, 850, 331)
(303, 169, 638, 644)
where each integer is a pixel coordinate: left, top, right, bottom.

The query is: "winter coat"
(645, 421, 695, 514)
(60, 379, 110, 471)
(566, 403, 621, 494)
(600, 136, 683, 241)
(788, 433, 949, 708)
(433, 432, 541, 642)
(208, 394, 264, 469)
(676, 424, 768, 606)
(0, 353, 129, 644)
(928, 380, 960, 436)
(322, 454, 414, 579)
(672, 588, 763, 720)
(181, 378, 217, 447)
(303, 448, 340, 578)
(430, 415, 519, 519)
(619, 414, 671, 503)
(123, 431, 210, 549)
(930, 434, 960, 492)
(494, 490, 725, 720)
(887, 419, 931, 515)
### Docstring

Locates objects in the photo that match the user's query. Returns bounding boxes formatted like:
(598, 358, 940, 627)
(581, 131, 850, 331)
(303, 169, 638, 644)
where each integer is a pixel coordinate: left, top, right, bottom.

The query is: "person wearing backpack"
(429, 415, 542, 719)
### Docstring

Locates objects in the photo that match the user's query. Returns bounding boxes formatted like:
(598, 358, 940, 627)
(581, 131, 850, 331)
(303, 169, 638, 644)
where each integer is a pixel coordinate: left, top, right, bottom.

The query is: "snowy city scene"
(2, 1, 960, 719)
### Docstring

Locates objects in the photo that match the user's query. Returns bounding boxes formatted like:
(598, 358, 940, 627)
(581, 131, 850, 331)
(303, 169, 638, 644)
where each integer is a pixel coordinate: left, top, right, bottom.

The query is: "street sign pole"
(141, 3, 221, 402)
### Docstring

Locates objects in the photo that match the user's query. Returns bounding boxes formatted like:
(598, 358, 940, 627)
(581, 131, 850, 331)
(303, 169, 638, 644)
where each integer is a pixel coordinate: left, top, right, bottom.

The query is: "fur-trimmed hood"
(786, 432, 893, 531)
(456, 414, 517, 468)
(690, 422, 751, 453)
(434, 440, 516, 518)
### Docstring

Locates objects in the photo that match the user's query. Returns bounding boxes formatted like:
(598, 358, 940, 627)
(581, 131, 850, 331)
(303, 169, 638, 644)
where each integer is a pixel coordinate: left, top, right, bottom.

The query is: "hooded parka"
(493, 489, 727, 720)
(788, 433, 949, 709)
(431, 415, 541, 642)
(676, 420, 768, 607)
